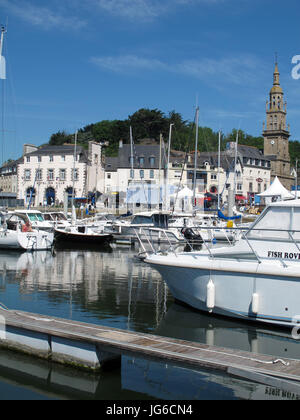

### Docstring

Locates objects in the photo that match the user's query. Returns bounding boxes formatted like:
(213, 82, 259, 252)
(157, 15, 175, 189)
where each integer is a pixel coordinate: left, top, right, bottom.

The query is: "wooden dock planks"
(2, 307, 300, 386)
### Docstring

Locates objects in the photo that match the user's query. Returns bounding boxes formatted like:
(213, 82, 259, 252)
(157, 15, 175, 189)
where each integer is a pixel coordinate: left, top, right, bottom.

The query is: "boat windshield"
(55, 213, 67, 221)
(131, 215, 153, 225)
(246, 206, 300, 241)
(27, 213, 44, 222)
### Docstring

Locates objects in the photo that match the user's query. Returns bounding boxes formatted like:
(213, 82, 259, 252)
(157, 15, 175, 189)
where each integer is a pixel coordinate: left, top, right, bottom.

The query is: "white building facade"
(17, 141, 105, 207)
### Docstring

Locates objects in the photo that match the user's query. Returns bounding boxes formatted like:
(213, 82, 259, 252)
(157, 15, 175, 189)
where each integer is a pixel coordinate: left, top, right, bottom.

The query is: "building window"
(24, 169, 31, 181)
(48, 169, 54, 181)
(60, 169, 66, 181)
(249, 182, 253, 192)
(211, 174, 217, 180)
(139, 157, 145, 167)
(26, 156, 30, 163)
(150, 169, 154, 179)
(36, 169, 42, 181)
(107, 173, 111, 179)
(72, 169, 79, 181)
(149, 157, 155, 167)
(237, 183, 242, 191)
(61, 155, 66, 162)
(140, 170, 144, 179)
(49, 155, 54, 162)
(38, 156, 42, 163)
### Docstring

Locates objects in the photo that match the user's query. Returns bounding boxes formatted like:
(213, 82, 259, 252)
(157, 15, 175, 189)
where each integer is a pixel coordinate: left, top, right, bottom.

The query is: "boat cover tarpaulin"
(218, 209, 241, 221)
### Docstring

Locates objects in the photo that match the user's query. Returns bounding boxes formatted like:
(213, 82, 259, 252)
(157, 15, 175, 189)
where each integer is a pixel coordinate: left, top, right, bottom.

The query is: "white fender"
(207, 279, 215, 312)
(252, 293, 259, 314)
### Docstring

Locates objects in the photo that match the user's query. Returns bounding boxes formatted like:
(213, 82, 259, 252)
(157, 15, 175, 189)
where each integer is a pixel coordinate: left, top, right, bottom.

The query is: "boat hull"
(54, 229, 113, 245)
(146, 255, 300, 328)
(0, 229, 53, 250)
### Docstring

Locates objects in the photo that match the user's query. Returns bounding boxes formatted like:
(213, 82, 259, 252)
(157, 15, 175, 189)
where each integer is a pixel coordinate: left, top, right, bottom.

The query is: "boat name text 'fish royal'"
(267, 251, 300, 260)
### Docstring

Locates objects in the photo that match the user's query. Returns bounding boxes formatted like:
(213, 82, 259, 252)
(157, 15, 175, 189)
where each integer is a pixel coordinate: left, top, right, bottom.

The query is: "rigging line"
(5, 35, 18, 161)
(131, 136, 148, 206)
(171, 113, 196, 213)
(1, 77, 4, 166)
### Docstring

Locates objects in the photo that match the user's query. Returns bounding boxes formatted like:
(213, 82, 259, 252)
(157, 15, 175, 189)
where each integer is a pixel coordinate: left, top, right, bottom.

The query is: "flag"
(0, 54, 5, 80)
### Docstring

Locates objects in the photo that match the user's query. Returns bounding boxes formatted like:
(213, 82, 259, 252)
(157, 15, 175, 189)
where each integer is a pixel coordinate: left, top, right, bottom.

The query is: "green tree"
(49, 130, 72, 146)
(128, 108, 168, 140)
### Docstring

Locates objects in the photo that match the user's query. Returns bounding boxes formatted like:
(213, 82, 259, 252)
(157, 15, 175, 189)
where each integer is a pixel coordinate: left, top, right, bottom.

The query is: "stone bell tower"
(263, 62, 293, 189)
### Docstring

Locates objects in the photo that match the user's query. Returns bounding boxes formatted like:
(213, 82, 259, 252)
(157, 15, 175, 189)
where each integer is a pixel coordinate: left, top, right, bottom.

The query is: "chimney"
(23, 144, 38, 155)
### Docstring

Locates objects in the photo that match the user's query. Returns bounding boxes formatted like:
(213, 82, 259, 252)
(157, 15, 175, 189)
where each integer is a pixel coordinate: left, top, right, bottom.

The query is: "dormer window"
(149, 156, 155, 167)
(139, 157, 145, 167)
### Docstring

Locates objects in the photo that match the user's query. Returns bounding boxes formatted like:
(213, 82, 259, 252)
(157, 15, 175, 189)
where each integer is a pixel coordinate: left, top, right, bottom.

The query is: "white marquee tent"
(258, 176, 294, 202)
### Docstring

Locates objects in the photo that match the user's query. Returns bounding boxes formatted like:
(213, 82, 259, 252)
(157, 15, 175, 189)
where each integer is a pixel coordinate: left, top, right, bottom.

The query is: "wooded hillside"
(48, 108, 300, 165)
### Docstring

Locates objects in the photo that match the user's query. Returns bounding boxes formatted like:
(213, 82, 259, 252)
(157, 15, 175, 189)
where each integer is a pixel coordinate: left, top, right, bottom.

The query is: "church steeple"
(273, 61, 280, 86)
(263, 60, 293, 190)
(265, 61, 287, 129)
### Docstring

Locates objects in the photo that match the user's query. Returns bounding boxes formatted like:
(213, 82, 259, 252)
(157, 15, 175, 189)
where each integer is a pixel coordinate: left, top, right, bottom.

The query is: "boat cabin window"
(246, 206, 300, 241)
(27, 213, 44, 222)
(55, 213, 67, 221)
(131, 215, 153, 225)
(7, 214, 27, 230)
(153, 214, 169, 229)
(43, 214, 53, 221)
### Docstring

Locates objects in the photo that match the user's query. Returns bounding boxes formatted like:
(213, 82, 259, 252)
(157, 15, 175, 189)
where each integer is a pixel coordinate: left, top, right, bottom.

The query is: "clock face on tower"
(271, 140, 275, 145)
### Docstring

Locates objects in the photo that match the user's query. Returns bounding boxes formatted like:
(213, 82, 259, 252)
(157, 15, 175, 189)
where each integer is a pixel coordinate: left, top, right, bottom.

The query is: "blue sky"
(1, 0, 300, 163)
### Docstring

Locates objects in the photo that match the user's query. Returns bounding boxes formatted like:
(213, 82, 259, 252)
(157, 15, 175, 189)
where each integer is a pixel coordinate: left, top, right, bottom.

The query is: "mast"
(233, 130, 239, 199)
(71, 130, 78, 224)
(129, 126, 134, 212)
(164, 123, 174, 211)
(159, 133, 162, 209)
(217, 130, 221, 210)
(0, 25, 6, 166)
(0, 25, 6, 80)
(130, 126, 134, 178)
(192, 106, 199, 213)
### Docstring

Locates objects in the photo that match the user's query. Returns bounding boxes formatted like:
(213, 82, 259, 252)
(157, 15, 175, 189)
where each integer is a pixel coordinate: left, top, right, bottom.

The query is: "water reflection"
(0, 247, 299, 400)
(0, 248, 169, 332)
(156, 303, 300, 360)
(0, 348, 299, 401)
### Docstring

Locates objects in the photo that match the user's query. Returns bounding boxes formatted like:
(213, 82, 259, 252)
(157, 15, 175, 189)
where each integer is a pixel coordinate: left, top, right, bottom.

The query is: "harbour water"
(0, 244, 299, 400)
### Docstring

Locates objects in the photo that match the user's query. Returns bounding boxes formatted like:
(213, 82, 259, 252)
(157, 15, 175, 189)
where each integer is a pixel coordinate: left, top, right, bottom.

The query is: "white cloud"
(0, 0, 228, 28)
(90, 54, 167, 73)
(0, 0, 87, 30)
(90, 53, 266, 87)
(91, 0, 227, 21)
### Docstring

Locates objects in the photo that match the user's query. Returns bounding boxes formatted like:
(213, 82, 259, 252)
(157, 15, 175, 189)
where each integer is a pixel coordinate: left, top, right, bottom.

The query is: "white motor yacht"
(145, 199, 300, 329)
(43, 211, 71, 229)
(0, 212, 54, 251)
(10, 209, 53, 232)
